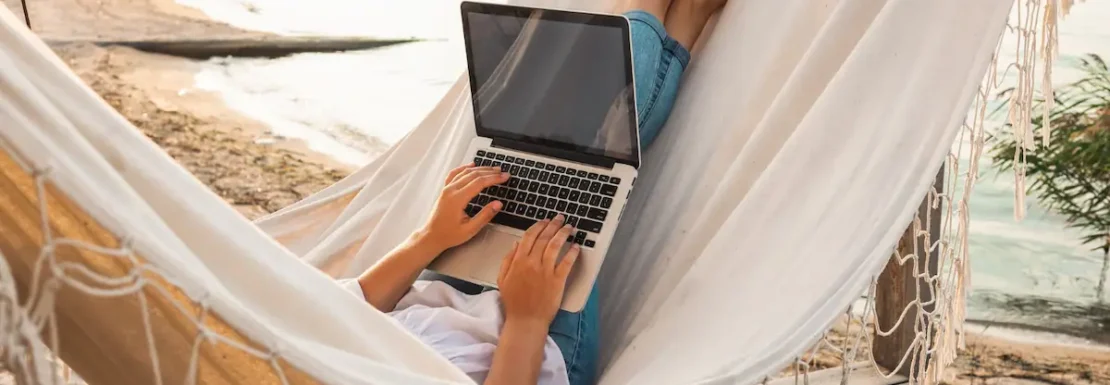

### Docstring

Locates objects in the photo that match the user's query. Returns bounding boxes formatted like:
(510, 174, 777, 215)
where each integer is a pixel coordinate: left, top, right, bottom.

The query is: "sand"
(4, 0, 1109, 383)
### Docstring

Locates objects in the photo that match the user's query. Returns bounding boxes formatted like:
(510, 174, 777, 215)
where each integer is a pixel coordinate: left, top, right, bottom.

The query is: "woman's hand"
(497, 215, 580, 326)
(417, 163, 510, 253)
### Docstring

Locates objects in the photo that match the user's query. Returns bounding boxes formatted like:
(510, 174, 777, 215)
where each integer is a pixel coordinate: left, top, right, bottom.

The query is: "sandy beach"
(3, 0, 1109, 383)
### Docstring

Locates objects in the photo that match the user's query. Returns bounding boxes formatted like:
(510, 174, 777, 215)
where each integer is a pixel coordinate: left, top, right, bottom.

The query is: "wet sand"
(4, 0, 1109, 383)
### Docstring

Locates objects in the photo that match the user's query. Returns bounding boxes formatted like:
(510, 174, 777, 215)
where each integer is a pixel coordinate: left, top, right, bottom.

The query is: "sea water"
(183, 0, 1110, 342)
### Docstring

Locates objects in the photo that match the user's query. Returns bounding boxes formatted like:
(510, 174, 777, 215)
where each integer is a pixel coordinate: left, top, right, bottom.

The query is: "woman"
(341, 0, 725, 383)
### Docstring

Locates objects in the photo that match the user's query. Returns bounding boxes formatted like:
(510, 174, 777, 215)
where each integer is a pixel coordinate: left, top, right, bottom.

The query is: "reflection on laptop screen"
(464, 8, 638, 164)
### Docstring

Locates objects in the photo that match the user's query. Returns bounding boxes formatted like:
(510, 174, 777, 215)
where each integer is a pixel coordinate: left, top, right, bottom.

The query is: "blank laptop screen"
(463, 5, 638, 165)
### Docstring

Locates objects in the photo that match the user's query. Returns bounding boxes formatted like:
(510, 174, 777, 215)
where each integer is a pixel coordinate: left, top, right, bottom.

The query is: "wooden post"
(873, 166, 943, 378)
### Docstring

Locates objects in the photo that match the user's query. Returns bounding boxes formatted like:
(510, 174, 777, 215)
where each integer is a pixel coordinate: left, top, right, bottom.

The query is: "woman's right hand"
(497, 215, 580, 326)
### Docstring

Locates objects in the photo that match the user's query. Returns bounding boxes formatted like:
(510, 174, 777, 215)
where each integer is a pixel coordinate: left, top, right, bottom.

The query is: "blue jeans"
(431, 10, 689, 385)
(549, 11, 688, 385)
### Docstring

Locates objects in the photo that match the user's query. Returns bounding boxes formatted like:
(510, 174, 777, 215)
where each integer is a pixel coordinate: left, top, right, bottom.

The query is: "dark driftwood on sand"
(59, 38, 415, 59)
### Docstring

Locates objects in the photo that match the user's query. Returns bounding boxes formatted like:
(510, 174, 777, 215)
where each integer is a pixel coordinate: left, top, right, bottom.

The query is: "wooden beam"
(873, 166, 944, 379)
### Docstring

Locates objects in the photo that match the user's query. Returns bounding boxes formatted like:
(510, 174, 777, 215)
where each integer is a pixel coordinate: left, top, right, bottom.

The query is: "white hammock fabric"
(0, 0, 1065, 383)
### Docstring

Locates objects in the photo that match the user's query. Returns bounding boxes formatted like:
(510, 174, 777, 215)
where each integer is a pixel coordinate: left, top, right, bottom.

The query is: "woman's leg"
(547, 1, 727, 384)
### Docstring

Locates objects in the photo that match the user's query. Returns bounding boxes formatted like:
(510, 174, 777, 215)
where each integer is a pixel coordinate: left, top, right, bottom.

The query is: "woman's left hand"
(416, 163, 510, 252)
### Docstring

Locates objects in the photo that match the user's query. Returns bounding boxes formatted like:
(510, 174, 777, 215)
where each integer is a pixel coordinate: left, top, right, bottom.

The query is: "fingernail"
(491, 200, 502, 210)
(554, 214, 564, 221)
(501, 172, 510, 178)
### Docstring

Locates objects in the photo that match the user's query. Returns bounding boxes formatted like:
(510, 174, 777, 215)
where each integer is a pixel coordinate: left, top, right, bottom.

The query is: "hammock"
(0, 0, 1070, 383)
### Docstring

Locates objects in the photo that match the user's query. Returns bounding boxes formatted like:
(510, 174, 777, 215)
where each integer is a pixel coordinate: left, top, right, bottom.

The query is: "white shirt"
(339, 279, 570, 385)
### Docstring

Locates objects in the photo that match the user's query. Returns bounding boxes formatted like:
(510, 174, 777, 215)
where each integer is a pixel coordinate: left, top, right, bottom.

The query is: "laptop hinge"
(491, 137, 616, 169)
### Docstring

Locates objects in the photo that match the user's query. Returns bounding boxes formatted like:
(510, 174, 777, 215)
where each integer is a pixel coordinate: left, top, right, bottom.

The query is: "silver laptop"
(430, 1, 639, 312)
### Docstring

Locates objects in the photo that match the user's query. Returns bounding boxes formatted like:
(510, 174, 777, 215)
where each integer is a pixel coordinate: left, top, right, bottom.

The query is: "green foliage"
(990, 54, 1110, 255)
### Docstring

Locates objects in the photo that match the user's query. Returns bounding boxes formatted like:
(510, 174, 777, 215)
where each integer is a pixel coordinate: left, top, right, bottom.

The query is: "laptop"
(430, 1, 639, 312)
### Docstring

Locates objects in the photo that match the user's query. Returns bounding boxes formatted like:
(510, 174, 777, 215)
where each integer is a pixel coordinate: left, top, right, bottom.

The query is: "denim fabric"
(625, 10, 691, 149)
(548, 11, 689, 385)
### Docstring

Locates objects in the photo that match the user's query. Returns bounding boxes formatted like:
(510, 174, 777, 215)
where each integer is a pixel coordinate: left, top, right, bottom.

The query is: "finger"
(448, 167, 502, 190)
(543, 223, 574, 269)
(498, 241, 518, 287)
(460, 172, 510, 198)
(534, 215, 565, 257)
(555, 244, 581, 280)
(465, 200, 502, 233)
(444, 163, 471, 185)
(518, 219, 547, 262)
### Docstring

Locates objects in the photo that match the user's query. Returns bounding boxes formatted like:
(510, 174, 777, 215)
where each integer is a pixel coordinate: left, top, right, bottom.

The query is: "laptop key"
(548, 173, 560, 184)
(545, 199, 557, 210)
(567, 216, 579, 227)
(556, 200, 568, 212)
(506, 190, 517, 200)
(576, 205, 589, 216)
(480, 159, 492, 167)
(536, 196, 547, 207)
(556, 166, 566, 173)
(590, 195, 601, 207)
(495, 154, 506, 161)
(538, 184, 549, 195)
(584, 239, 596, 248)
(546, 211, 557, 220)
(536, 161, 546, 169)
(567, 202, 579, 214)
(569, 178, 580, 189)
(600, 184, 618, 197)
(577, 170, 588, 178)
(466, 204, 480, 217)
(578, 181, 591, 192)
(577, 218, 603, 233)
(505, 202, 517, 213)
(478, 195, 490, 205)
(547, 187, 559, 198)
(574, 231, 587, 244)
(506, 155, 515, 163)
(528, 168, 540, 180)
(566, 168, 578, 176)
(601, 197, 613, 208)
(569, 191, 581, 201)
(525, 193, 537, 205)
(578, 193, 591, 205)
(589, 181, 602, 193)
(510, 165, 520, 175)
(587, 208, 608, 221)
(500, 163, 511, 172)
(587, 172, 599, 180)
(474, 157, 482, 165)
(537, 209, 548, 219)
(492, 212, 536, 231)
(515, 158, 526, 165)
(528, 181, 540, 192)
(610, 177, 621, 184)
(598, 175, 609, 183)
(526, 160, 535, 167)
(546, 164, 556, 171)
(558, 175, 570, 186)
(507, 179, 519, 188)
(526, 206, 538, 218)
(558, 188, 570, 199)
(477, 150, 486, 157)
(514, 204, 527, 216)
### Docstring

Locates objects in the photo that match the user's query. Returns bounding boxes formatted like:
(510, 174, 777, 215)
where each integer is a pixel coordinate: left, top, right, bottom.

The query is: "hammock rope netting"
(0, 0, 1078, 384)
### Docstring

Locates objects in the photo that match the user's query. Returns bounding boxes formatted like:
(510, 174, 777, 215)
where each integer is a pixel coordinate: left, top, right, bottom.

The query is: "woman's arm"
(485, 216, 580, 385)
(356, 164, 509, 312)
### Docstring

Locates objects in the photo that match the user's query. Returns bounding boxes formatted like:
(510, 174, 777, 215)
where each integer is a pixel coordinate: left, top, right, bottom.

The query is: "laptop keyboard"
(466, 149, 622, 248)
